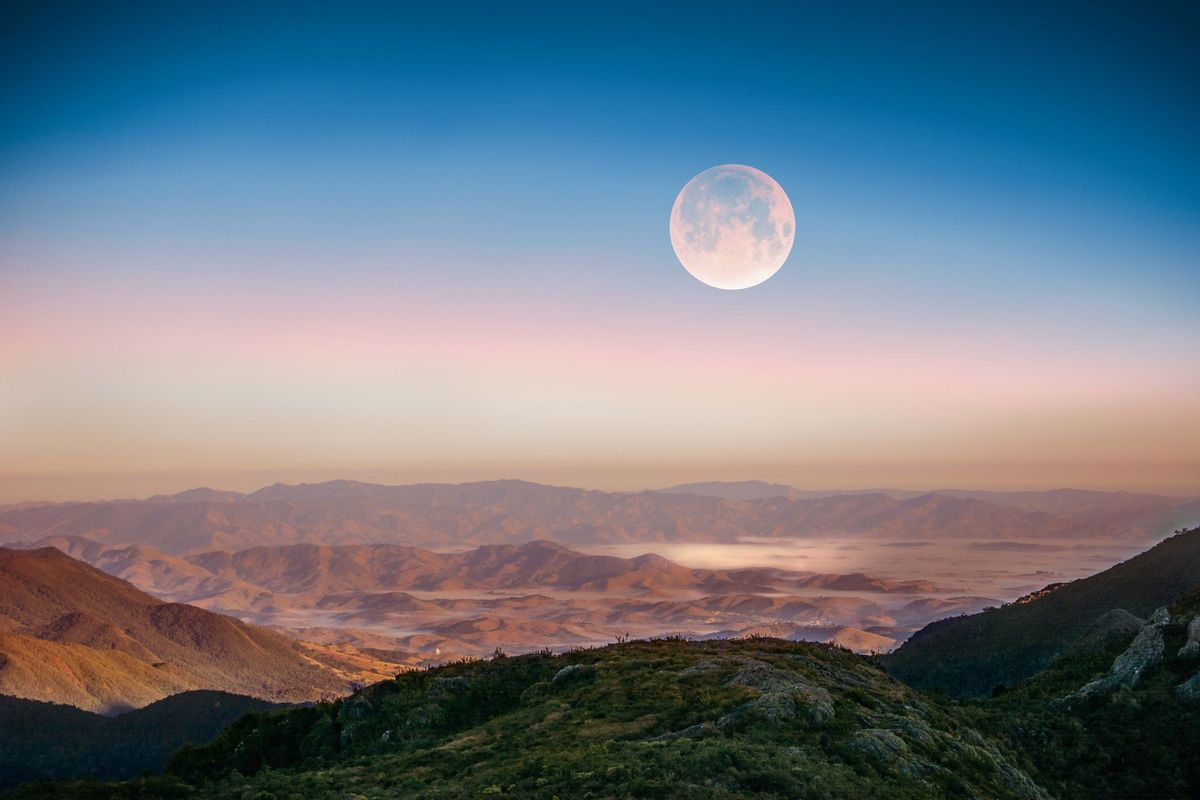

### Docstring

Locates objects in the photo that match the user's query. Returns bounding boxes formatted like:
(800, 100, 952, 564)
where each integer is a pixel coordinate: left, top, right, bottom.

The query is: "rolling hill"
(18, 535, 942, 603)
(12, 537, 965, 662)
(0, 547, 385, 712)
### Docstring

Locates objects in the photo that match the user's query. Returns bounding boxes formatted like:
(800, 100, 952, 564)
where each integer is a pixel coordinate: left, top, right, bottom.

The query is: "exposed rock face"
(1178, 616, 1200, 659)
(717, 658, 836, 728)
(678, 659, 720, 676)
(551, 664, 586, 683)
(1058, 608, 1169, 706)
(1106, 616, 1166, 686)
(645, 721, 715, 742)
(1176, 672, 1200, 703)
(845, 725, 1049, 799)
(1072, 609, 1145, 653)
(851, 728, 910, 763)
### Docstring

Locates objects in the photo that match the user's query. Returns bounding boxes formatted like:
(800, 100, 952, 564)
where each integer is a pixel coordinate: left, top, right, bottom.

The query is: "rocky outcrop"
(1178, 616, 1200, 659)
(551, 664, 590, 683)
(717, 658, 836, 726)
(1176, 672, 1200, 703)
(677, 659, 721, 677)
(851, 728, 911, 764)
(1106, 614, 1166, 686)
(1071, 609, 1145, 653)
(645, 721, 715, 741)
(1058, 608, 1169, 706)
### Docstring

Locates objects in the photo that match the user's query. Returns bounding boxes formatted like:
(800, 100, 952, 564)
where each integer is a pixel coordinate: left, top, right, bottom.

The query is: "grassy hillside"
(9, 619, 1200, 799)
(0, 691, 288, 791)
(6, 638, 1051, 800)
(885, 527, 1200, 697)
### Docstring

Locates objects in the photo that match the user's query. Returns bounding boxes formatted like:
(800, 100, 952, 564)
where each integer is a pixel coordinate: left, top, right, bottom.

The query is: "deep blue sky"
(1, 2, 1198, 498)
(4, 2, 1198, 281)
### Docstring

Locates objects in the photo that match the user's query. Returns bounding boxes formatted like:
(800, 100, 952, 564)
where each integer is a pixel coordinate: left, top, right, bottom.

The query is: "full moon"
(669, 164, 795, 290)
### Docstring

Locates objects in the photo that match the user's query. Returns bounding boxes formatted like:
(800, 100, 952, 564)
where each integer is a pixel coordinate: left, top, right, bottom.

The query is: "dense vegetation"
(885, 528, 1200, 696)
(6, 608, 1200, 799)
(960, 589, 1200, 799)
(0, 691, 287, 791)
(4, 638, 1051, 800)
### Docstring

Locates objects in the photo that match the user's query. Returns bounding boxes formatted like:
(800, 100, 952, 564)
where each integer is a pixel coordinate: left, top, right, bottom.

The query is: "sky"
(1, 1, 1198, 501)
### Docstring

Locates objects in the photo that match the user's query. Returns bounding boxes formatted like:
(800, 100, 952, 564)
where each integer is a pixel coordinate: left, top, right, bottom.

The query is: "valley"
(3, 480, 1189, 671)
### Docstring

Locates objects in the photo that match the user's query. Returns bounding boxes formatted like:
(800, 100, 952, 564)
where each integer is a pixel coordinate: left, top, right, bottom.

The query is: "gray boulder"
(1106, 615, 1166, 686)
(1179, 616, 1200, 659)
(716, 683, 835, 729)
(1177, 672, 1200, 703)
(851, 728, 910, 764)
(551, 663, 594, 684)
(1072, 609, 1145, 653)
(678, 659, 722, 677)
(645, 722, 715, 742)
(1058, 607, 1168, 705)
(724, 659, 799, 692)
(718, 659, 836, 726)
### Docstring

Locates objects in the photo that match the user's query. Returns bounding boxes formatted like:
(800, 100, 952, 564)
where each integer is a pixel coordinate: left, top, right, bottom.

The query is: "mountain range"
(11, 536, 980, 668)
(663, 481, 1200, 528)
(4, 479, 1194, 555)
(18, 535, 942, 602)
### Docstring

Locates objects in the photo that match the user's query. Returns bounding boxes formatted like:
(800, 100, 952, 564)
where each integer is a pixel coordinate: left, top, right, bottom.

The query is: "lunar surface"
(670, 164, 795, 289)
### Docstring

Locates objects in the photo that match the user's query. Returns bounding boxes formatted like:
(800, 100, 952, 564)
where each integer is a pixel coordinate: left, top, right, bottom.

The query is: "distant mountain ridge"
(0, 478, 1160, 555)
(663, 480, 1198, 519)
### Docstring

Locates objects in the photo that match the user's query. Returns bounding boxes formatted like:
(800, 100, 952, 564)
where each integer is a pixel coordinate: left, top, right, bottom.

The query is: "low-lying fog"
(265, 535, 1157, 668)
(590, 536, 1150, 599)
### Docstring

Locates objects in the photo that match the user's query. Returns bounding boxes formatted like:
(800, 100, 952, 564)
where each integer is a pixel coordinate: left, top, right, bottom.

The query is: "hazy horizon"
(4, 469, 1197, 506)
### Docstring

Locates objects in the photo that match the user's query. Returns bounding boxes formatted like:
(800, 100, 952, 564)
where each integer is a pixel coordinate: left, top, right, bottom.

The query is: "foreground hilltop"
(25, 638, 1050, 800)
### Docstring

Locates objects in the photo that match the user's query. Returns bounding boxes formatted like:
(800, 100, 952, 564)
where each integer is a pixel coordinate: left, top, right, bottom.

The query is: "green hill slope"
(4, 638, 1051, 800)
(11, 620, 1200, 800)
(959, 589, 1200, 799)
(885, 527, 1200, 697)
